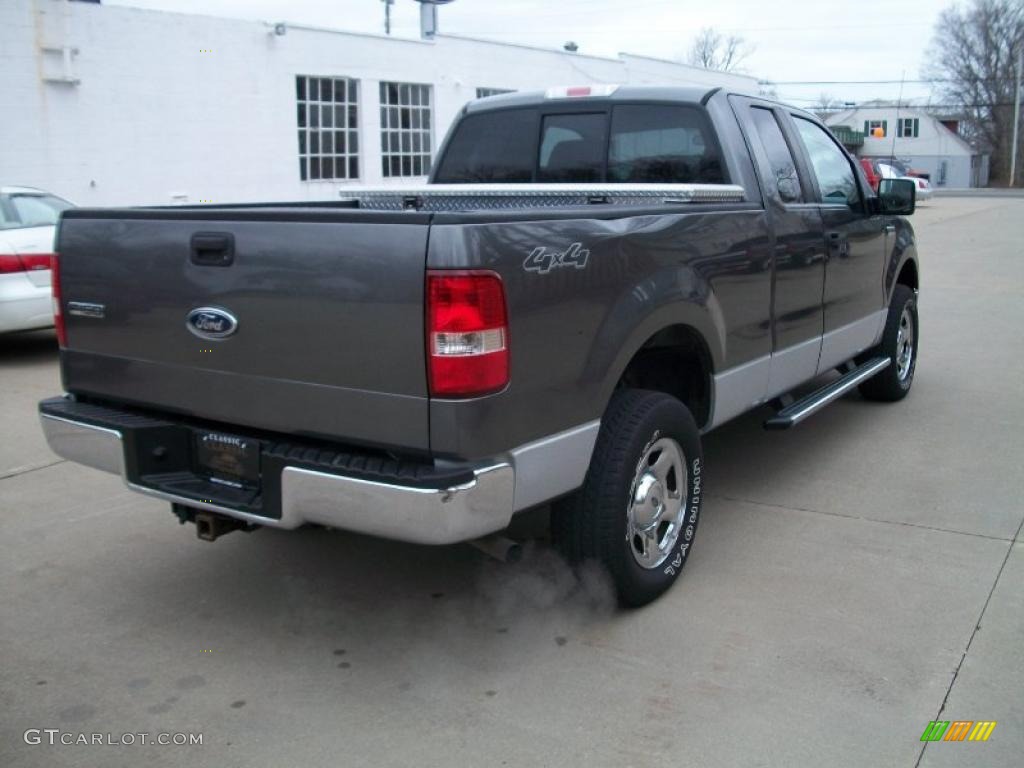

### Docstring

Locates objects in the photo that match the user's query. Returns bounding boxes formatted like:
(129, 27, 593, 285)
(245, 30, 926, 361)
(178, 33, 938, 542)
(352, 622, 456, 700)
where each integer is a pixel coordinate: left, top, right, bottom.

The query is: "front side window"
(608, 105, 724, 183)
(538, 113, 606, 182)
(793, 117, 859, 205)
(380, 82, 432, 178)
(296, 75, 360, 182)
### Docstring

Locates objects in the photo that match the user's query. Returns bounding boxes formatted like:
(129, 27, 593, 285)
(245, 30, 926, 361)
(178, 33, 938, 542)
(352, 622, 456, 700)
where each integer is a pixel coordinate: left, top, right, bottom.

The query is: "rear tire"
(858, 284, 918, 401)
(552, 389, 704, 607)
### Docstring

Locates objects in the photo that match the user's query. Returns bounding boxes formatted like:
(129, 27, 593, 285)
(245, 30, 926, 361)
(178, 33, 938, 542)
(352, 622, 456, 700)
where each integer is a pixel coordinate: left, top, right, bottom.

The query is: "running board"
(764, 357, 891, 430)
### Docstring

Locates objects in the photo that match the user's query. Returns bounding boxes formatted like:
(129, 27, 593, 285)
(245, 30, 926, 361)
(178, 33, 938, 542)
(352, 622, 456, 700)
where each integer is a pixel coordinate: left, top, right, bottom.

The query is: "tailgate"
(56, 208, 432, 452)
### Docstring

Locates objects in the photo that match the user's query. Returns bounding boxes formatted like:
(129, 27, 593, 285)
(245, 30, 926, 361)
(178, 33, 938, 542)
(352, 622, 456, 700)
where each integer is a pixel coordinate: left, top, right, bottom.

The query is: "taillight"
(0, 253, 52, 273)
(427, 271, 509, 397)
(51, 253, 66, 346)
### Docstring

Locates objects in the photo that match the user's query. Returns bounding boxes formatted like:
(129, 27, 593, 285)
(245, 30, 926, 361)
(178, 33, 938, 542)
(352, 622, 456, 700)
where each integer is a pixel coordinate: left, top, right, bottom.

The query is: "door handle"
(884, 224, 896, 234)
(190, 232, 235, 267)
(826, 231, 851, 259)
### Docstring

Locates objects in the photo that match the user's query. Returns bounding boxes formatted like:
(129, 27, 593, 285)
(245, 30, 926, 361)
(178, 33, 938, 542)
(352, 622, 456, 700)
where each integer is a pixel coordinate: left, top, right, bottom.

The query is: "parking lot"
(1, 196, 1022, 767)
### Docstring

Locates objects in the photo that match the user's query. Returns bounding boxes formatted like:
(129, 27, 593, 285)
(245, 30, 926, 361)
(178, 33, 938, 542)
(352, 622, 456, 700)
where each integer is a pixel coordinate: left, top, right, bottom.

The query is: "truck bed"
(56, 182, 747, 455)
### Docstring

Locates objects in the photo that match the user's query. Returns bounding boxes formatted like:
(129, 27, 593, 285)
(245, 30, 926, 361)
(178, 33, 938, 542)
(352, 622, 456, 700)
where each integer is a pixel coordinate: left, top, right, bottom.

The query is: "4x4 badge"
(523, 242, 590, 274)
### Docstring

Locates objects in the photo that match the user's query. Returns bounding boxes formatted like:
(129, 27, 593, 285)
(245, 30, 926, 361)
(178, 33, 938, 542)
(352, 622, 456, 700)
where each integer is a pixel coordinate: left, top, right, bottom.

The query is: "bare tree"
(811, 93, 845, 120)
(925, 0, 1024, 185)
(686, 27, 753, 73)
(758, 80, 779, 100)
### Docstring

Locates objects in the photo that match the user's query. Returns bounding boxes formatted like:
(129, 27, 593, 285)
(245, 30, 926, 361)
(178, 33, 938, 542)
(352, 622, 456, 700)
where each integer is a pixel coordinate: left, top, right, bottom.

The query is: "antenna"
(414, 0, 456, 40)
(891, 71, 905, 165)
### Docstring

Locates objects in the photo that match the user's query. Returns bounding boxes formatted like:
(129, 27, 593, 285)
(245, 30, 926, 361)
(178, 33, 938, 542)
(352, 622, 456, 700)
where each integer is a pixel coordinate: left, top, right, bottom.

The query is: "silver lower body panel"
(709, 310, 889, 430)
(39, 410, 596, 546)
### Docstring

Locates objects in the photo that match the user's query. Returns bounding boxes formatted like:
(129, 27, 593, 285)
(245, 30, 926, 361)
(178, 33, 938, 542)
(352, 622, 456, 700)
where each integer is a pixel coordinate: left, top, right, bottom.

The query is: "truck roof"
(465, 85, 818, 125)
(463, 85, 724, 114)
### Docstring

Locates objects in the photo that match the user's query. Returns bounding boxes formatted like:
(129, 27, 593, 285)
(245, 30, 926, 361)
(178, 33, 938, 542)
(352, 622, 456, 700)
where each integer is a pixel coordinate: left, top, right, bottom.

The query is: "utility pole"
(382, 0, 394, 35)
(1011, 47, 1022, 187)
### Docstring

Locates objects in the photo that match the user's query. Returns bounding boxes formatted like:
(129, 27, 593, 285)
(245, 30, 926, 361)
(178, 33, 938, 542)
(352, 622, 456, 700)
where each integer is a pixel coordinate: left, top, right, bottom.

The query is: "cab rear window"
(431, 109, 537, 183)
(608, 105, 724, 183)
(538, 113, 606, 183)
(434, 103, 727, 184)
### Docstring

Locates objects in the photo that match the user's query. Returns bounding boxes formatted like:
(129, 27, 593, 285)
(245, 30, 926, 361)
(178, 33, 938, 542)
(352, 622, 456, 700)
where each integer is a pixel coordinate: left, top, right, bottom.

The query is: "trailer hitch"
(171, 503, 257, 541)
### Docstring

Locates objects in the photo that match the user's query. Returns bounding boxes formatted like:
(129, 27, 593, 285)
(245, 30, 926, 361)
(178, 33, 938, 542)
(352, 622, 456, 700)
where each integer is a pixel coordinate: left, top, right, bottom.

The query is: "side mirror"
(777, 175, 800, 203)
(878, 178, 915, 215)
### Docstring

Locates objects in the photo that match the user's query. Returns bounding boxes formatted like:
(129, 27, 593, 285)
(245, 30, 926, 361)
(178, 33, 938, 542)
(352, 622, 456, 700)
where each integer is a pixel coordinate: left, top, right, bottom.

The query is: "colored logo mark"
(921, 720, 997, 742)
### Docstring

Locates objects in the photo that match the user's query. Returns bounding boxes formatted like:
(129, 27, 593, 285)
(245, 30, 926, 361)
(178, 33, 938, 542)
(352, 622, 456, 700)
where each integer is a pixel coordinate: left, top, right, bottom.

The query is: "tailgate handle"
(190, 232, 234, 267)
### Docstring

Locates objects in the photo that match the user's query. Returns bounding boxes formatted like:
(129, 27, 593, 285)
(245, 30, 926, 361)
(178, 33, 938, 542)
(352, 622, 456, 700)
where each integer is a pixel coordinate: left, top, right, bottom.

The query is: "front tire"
(552, 389, 704, 607)
(859, 284, 918, 401)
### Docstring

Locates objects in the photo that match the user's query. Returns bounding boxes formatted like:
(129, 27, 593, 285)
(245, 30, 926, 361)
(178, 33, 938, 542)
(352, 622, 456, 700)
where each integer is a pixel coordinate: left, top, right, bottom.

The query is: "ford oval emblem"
(186, 307, 238, 340)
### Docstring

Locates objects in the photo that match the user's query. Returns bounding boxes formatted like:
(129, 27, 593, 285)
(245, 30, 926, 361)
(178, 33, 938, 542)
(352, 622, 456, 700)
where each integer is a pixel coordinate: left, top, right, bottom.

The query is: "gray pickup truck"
(39, 86, 920, 605)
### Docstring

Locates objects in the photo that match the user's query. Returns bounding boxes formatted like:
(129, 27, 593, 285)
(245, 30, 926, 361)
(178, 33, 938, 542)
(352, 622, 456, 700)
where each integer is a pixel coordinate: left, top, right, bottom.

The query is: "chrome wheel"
(896, 306, 915, 381)
(627, 437, 687, 569)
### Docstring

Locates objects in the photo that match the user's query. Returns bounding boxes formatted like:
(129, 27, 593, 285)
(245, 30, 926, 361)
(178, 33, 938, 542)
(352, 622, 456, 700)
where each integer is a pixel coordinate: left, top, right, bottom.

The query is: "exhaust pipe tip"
(469, 534, 523, 563)
(506, 541, 523, 563)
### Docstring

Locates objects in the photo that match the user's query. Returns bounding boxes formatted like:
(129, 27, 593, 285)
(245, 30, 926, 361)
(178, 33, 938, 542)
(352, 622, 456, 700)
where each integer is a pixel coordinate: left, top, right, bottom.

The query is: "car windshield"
(0, 193, 73, 229)
(878, 159, 910, 176)
(877, 163, 899, 179)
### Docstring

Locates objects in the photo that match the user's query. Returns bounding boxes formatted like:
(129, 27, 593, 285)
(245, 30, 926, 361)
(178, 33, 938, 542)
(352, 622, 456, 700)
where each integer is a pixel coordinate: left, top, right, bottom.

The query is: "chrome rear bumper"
(40, 412, 515, 545)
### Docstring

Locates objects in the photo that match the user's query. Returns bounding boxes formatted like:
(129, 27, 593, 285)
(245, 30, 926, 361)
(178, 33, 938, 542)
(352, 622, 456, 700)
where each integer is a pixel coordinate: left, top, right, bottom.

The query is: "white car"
(0, 186, 73, 334)
(877, 163, 933, 201)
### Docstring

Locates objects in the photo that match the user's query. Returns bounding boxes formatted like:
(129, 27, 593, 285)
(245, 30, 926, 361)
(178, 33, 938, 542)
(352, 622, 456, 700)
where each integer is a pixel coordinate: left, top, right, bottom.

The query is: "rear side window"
(749, 107, 802, 202)
(538, 113, 606, 182)
(608, 105, 724, 183)
(433, 109, 537, 182)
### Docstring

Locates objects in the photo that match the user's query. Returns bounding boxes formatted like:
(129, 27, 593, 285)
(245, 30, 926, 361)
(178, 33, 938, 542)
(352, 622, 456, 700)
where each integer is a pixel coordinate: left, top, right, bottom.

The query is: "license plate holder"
(194, 430, 261, 488)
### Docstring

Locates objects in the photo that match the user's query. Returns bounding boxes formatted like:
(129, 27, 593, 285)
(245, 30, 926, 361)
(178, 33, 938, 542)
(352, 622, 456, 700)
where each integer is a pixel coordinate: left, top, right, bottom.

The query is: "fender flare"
(591, 299, 720, 421)
(884, 219, 919, 304)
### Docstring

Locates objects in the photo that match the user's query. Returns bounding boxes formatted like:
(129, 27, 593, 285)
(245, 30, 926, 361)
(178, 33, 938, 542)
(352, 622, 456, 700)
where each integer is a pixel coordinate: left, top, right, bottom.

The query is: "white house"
(2, 0, 759, 207)
(825, 103, 989, 188)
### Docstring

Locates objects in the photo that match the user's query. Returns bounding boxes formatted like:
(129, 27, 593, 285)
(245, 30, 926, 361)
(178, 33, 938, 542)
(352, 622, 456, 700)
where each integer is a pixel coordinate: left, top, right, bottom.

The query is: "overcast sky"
(107, 0, 949, 107)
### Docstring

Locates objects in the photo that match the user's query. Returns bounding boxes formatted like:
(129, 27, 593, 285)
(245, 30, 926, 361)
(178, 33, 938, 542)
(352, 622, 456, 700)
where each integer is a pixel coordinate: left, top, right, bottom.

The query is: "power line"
(784, 100, 1018, 110)
(762, 78, 1014, 85)
(725, 22, 924, 32)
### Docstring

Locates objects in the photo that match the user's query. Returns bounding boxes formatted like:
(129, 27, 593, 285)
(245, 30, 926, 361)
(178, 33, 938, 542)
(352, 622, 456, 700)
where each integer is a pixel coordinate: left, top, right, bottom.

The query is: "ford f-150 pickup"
(39, 86, 920, 605)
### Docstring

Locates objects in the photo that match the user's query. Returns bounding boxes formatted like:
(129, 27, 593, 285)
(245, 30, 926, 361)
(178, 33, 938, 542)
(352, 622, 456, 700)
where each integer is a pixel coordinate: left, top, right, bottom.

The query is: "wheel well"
(616, 325, 712, 428)
(897, 259, 918, 291)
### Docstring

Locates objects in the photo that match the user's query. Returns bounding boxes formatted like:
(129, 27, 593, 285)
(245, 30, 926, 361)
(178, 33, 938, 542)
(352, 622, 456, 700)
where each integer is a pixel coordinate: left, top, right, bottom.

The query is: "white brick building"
(2, 0, 758, 207)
